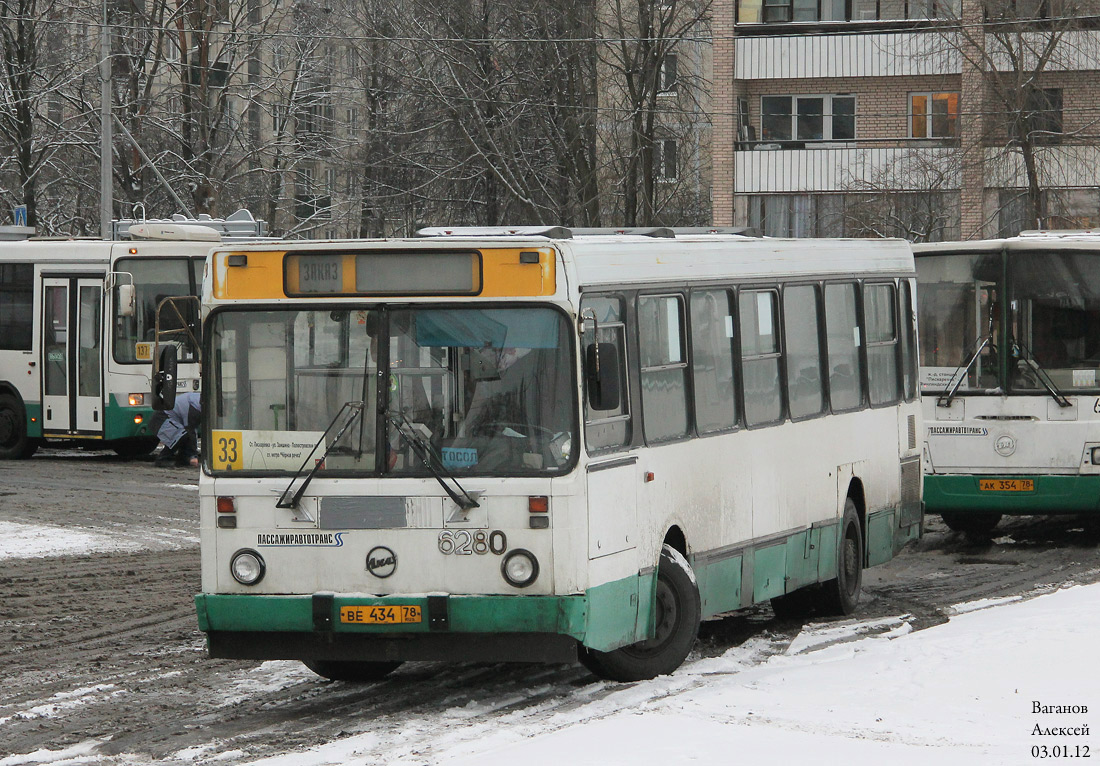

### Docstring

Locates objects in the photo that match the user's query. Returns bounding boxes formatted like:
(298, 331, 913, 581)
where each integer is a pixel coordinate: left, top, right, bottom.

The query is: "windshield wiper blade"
(1013, 341, 1072, 408)
(938, 335, 991, 408)
(276, 401, 364, 510)
(385, 411, 480, 511)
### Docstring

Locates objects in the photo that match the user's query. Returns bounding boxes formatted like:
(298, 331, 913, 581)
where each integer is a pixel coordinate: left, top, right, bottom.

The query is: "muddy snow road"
(2, 451, 1100, 765)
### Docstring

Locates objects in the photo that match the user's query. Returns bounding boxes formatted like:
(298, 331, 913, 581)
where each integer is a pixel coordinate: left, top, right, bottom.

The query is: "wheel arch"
(662, 525, 687, 559)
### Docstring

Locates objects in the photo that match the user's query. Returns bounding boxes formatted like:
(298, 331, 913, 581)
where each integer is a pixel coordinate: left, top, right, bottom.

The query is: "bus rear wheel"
(939, 511, 1001, 537)
(0, 394, 35, 460)
(303, 659, 402, 682)
(822, 498, 863, 615)
(580, 544, 700, 682)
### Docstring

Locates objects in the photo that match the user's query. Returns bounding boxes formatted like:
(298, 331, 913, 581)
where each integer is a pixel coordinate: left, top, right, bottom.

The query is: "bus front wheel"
(303, 659, 402, 682)
(0, 394, 35, 460)
(580, 544, 700, 682)
(822, 498, 863, 615)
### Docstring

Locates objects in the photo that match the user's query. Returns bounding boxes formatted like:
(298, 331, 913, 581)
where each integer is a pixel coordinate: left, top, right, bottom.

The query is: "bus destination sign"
(297, 255, 342, 293)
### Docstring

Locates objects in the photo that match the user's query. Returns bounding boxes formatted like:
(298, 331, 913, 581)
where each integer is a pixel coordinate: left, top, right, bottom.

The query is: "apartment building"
(713, 0, 1100, 239)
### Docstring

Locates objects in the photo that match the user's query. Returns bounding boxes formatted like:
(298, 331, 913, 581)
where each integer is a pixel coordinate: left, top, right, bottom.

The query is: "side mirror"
(152, 345, 178, 411)
(118, 283, 136, 317)
(586, 342, 621, 411)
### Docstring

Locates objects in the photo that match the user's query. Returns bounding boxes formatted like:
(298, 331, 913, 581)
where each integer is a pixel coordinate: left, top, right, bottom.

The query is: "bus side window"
(739, 289, 783, 426)
(783, 284, 825, 419)
(825, 282, 864, 412)
(865, 282, 900, 406)
(638, 294, 690, 442)
(582, 296, 631, 452)
(0, 263, 33, 350)
(690, 289, 738, 433)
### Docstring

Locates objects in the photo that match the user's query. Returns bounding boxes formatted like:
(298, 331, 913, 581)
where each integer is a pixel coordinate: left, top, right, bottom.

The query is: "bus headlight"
(230, 549, 266, 585)
(128, 393, 145, 406)
(501, 549, 539, 588)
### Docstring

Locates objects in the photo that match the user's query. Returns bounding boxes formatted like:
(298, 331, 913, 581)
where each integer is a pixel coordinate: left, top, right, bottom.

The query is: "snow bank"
(243, 583, 1100, 766)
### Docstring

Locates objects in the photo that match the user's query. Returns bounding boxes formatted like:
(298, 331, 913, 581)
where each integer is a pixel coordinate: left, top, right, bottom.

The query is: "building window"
(659, 54, 678, 93)
(1019, 87, 1062, 142)
(761, 95, 855, 142)
(910, 92, 959, 139)
(656, 139, 678, 181)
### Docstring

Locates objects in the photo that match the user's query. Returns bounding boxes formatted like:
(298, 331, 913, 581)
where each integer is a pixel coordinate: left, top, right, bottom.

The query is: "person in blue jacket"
(152, 391, 201, 467)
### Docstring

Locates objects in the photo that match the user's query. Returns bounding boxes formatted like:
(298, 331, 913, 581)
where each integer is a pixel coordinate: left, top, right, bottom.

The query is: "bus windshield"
(918, 249, 1100, 394)
(208, 306, 576, 476)
(113, 257, 202, 363)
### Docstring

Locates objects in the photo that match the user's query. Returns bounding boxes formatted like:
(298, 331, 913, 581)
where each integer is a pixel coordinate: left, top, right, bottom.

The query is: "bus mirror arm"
(152, 345, 178, 411)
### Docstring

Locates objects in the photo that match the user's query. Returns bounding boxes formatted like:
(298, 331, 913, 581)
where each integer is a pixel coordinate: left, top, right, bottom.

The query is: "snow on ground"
(0, 520, 148, 559)
(0, 516, 198, 560)
(240, 583, 1100, 766)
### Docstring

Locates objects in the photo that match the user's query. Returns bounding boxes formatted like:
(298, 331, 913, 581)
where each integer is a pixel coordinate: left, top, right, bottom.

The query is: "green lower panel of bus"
(20, 399, 155, 442)
(104, 398, 155, 441)
(925, 474, 1100, 514)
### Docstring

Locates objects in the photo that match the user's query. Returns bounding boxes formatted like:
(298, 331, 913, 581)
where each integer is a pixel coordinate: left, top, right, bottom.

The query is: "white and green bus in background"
(0, 211, 265, 459)
(176, 228, 922, 682)
(916, 233, 1100, 534)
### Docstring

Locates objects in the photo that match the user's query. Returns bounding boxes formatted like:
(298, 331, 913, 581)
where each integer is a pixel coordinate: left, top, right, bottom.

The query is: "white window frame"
(760, 94, 856, 142)
(909, 91, 959, 139)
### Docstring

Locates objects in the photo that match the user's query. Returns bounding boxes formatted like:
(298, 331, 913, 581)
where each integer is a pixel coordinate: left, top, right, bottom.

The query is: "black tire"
(940, 511, 1002, 536)
(111, 436, 160, 459)
(770, 585, 818, 620)
(302, 659, 402, 682)
(580, 544, 700, 682)
(822, 498, 863, 616)
(0, 393, 34, 460)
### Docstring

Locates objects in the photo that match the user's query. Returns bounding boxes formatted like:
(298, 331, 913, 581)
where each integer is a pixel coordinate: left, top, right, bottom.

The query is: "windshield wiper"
(938, 335, 992, 408)
(1012, 340, 1072, 408)
(385, 410, 480, 511)
(276, 401, 364, 510)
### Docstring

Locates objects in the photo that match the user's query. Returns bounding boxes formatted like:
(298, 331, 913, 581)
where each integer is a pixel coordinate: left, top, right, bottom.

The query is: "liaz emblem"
(366, 546, 397, 578)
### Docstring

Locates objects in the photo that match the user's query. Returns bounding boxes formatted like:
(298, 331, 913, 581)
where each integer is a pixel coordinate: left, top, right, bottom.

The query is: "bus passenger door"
(40, 276, 104, 437)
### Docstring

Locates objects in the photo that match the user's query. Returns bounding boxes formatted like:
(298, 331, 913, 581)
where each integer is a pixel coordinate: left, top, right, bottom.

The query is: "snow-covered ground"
(235, 584, 1098, 766)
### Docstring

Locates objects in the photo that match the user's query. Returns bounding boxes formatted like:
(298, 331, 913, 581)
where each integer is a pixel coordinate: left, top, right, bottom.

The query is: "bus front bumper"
(195, 593, 589, 663)
(924, 474, 1100, 514)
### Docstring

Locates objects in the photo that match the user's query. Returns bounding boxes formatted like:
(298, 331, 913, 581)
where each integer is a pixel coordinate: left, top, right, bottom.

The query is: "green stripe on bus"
(924, 474, 1100, 514)
(195, 592, 591, 640)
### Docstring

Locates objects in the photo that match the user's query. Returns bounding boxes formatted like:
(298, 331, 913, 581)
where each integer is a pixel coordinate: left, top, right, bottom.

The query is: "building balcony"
(733, 29, 958, 80)
(734, 143, 960, 194)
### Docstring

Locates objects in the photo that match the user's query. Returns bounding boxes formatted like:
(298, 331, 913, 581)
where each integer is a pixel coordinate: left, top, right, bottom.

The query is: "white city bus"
(0, 211, 264, 459)
(915, 233, 1100, 534)
(180, 228, 922, 681)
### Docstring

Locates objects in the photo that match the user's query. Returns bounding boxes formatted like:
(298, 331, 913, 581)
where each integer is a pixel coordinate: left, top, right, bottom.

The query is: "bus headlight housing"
(501, 549, 539, 588)
(230, 549, 266, 586)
